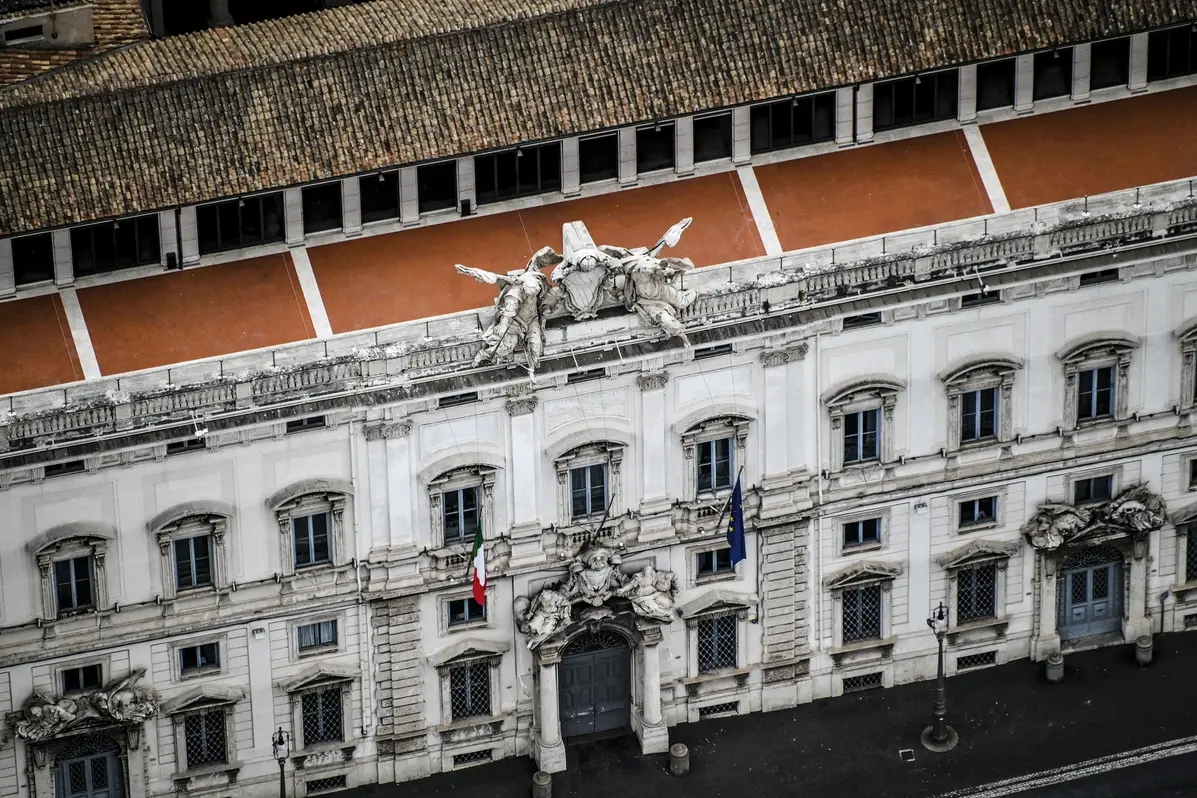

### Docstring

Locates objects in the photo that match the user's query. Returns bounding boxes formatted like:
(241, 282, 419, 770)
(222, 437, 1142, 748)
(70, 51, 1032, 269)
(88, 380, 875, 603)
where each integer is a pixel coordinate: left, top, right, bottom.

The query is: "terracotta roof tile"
(0, 0, 1195, 237)
(0, 0, 149, 88)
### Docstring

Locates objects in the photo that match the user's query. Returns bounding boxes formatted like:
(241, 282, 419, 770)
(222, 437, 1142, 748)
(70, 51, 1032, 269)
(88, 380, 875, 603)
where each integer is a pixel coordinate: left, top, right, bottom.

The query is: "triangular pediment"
(427, 637, 510, 668)
(163, 684, 245, 715)
(934, 540, 1019, 570)
(678, 588, 758, 619)
(823, 561, 903, 590)
(277, 663, 357, 694)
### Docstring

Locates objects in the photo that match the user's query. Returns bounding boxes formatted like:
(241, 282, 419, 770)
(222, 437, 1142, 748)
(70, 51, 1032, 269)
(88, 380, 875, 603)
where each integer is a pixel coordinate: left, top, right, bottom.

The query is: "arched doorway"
(55, 735, 123, 798)
(558, 630, 631, 739)
(1058, 545, 1123, 641)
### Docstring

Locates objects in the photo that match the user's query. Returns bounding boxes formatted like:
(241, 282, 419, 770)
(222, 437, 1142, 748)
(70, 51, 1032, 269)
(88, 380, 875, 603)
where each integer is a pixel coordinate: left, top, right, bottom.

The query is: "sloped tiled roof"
(1, 0, 1195, 238)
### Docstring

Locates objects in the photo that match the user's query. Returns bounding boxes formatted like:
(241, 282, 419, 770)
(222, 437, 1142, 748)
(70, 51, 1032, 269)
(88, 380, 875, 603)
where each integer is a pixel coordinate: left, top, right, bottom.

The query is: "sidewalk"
(346, 633, 1197, 798)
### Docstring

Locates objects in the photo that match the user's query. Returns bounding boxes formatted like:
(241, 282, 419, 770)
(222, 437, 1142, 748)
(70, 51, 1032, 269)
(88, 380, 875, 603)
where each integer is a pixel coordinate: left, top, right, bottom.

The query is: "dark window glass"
(285, 416, 326, 434)
(961, 290, 1001, 307)
(443, 487, 480, 545)
(1187, 527, 1197, 582)
(297, 620, 338, 651)
(1074, 475, 1113, 505)
(959, 496, 998, 528)
(693, 113, 733, 162)
(1147, 26, 1197, 82)
(1090, 38, 1130, 90)
(843, 312, 883, 329)
(579, 134, 619, 183)
(12, 232, 54, 285)
(71, 215, 159, 276)
(417, 161, 458, 213)
(448, 597, 486, 625)
(1077, 366, 1115, 421)
(843, 409, 880, 463)
(302, 183, 343, 235)
(54, 556, 94, 615)
(174, 535, 213, 590)
(1079, 268, 1120, 286)
(61, 664, 102, 693)
(976, 59, 1016, 111)
(636, 124, 675, 173)
(359, 171, 401, 224)
(750, 94, 836, 153)
(570, 464, 607, 520)
(292, 512, 331, 568)
(696, 437, 733, 493)
(475, 143, 561, 205)
(874, 71, 957, 131)
(166, 437, 206, 456)
(196, 193, 285, 254)
(696, 547, 734, 577)
(1189, 458, 1197, 488)
(44, 460, 85, 478)
(960, 387, 998, 442)
(1033, 49, 1073, 100)
(179, 642, 220, 674)
(843, 518, 881, 548)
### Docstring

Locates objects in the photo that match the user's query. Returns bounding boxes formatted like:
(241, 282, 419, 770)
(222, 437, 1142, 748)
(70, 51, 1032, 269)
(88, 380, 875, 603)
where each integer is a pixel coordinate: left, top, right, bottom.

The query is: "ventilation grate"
(956, 650, 998, 670)
(452, 749, 494, 768)
(842, 672, 883, 693)
(305, 775, 347, 794)
(698, 701, 739, 719)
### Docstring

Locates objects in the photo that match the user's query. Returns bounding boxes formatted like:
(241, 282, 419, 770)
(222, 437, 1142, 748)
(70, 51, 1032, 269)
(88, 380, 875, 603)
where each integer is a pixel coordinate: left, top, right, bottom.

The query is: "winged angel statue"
(457, 219, 697, 374)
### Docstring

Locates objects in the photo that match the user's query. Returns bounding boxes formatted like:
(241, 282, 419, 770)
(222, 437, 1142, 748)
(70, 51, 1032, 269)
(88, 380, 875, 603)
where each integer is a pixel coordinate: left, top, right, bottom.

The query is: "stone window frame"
(171, 633, 228, 682)
(437, 586, 494, 636)
(1170, 503, 1197, 592)
(28, 522, 116, 623)
(837, 508, 891, 556)
(939, 357, 1021, 452)
(1067, 464, 1122, 506)
(688, 540, 738, 586)
(279, 665, 358, 754)
(427, 638, 509, 728)
(934, 541, 1018, 637)
(1056, 333, 1138, 429)
(148, 502, 235, 604)
(822, 378, 904, 472)
(681, 416, 750, 501)
(289, 612, 346, 661)
(1184, 452, 1197, 493)
(266, 480, 353, 581)
(164, 690, 243, 776)
(55, 655, 110, 695)
(428, 466, 497, 551)
(678, 589, 756, 680)
(554, 441, 624, 526)
(953, 486, 1006, 534)
(824, 562, 902, 656)
(1176, 319, 1197, 412)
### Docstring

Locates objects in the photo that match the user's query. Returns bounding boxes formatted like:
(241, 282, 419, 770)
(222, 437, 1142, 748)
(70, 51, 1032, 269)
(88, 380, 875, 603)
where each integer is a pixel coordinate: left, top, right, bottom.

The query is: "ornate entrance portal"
(57, 737, 123, 798)
(558, 631, 631, 739)
(1058, 546, 1123, 641)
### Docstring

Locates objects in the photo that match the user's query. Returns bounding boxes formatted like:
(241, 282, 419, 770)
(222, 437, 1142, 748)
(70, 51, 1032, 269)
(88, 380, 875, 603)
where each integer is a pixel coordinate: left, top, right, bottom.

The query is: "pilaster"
(854, 84, 874, 144)
(284, 188, 303, 245)
(1014, 54, 1034, 113)
(618, 127, 637, 185)
(637, 372, 674, 540)
(1128, 33, 1148, 92)
(635, 620, 669, 754)
(52, 229, 73, 285)
(731, 106, 751, 164)
(157, 210, 178, 267)
(456, 156, 476, 213)
(1031, 553, 1060, 660)
(674, 116, 694, 176)
(957, 64, 978, 122)
(1123, 539, 1151, 641)
(562, 136, 581, 196)
(758, 521, 808, 711)
(178, 206, 199, 265)
(399, 167, 419, 224)
(342, 176, 362, 235)
(1071, 43, 1091, 103)
(834, 87, 854, 145)
(0, 237, 14, 297)
(534, 646, 567, 773)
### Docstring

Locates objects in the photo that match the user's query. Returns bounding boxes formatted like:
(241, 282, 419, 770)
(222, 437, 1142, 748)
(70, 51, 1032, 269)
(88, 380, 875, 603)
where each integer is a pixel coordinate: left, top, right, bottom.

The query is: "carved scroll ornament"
(11, 669, 160, 742)
(1023, 484, 1166, 551)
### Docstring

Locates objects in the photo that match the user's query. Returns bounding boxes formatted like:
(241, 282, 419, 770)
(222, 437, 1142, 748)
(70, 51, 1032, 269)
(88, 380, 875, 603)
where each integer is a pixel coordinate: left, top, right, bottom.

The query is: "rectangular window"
(960, 387, 998, 443)
(475, 142, 561, 205)
(448, 597, 486, 626)
(749, 93, 836, 153)
(60, 664, 102, 694)
(1187, 527, 1197, 583)
(196, 193, 285, 254)
(301, 687, 344, 745)
(693, 113, 733, 162)
(873, 71, 958, 131)
(438, 391, 478, 408)
(1076, 366, 1115, 421)
(842, 518, 881, 549)
(442, 486, 479, 545)
(1189, 458, 1197, 489)
(960, 290, 1001, 308)
(292, 512, 331, 568)
(1147, 26, 1197, 82)
(174, 535, 213, 590)
(4, 24, 43, 44)
(696, 547, 734, 578)
(417, 161, 458, 213)
(842, 312, 883, 329)
(44, 460, 85, 478)
(178, 642, 221, 676)
(1073, 475, 1113, 505)
(449, 662, 491, 720)
(359, 170, 400, 224)
(285, 416, 326, 434)
(54, 556, 94, 615)
(1079, 268, 1119, 286)
(1090, 37, 1130, 90)
(956, 564, 998, 622)
(1033, 49, 1073, 100)
(696, 614, 737, 672)
(71, 215, 160, 276)
(579, 134, 618, 183)
(297, 620, 339, 652)
(958, 496, 998, 528)
(976, 58, 1015, 111)
(12, 232, 54, 285)
(183, 708, 228, 768)
(166, 437, 206, 456)
(302, 183, 343, 235)
(842, 584, 883, 643)
(570, 464, 607, 520)
(843, 409, 880, 464)
(696, 437, 733, 493)
(636, 123, 676, 173)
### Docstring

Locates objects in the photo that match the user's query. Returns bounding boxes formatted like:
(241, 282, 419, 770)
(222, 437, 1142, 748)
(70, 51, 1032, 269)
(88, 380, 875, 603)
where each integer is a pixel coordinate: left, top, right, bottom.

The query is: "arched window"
(1056, 334, 1138, 428)
(266, 479, 353, 580)
(148, 501, 235, 603)
(822, 377, 904, 471)
(28, 522, 116, 622)
(939, 356, 1022, 451)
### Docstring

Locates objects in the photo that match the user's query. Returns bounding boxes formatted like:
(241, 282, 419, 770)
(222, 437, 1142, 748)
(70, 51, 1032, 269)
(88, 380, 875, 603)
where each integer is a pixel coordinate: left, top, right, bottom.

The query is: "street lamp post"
(272, 727, 290, 798)
(921, 602, 959, 752)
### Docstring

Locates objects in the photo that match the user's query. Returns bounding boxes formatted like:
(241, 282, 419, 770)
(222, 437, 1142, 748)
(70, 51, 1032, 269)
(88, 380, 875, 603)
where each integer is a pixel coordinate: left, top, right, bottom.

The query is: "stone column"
(561, 137, 581, 196)
(52, 229, 73, 286)
(1031, 551, 1060, 661)
(636, 621, 669, 755)
(1014, 55, 1034, 113)
(1128, 33, 1148, 92)
(854, 83, 874, 144)
(618, 127, 637, 186)
(731, 106, 751, 164)
(1123, 538, 1151, 641)
(31, 746, 51, 798)
(342, 177, 362, 235)
(834, 87, 854, 145)
(399, 167, 419, 224)
(126, 725, 148, 798)
(674, 116, 694, 176)
(1071, 43, 1091, 103)
(283, 188, 303, 245)
(957, 64, 978, 122)
(535, 646, 567, 773)
(456, 156, 475, 214)
(178, 206, 199, 265)
(157, 210, 178, 267)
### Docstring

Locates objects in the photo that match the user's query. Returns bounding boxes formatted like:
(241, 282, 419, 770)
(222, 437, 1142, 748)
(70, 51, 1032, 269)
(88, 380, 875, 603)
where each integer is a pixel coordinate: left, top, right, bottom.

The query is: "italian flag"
(470, 525, 487, 605)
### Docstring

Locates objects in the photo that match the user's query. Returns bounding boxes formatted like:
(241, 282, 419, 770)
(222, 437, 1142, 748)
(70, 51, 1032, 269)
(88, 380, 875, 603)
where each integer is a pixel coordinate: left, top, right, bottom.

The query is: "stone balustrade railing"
(2, 176, 1196, 453)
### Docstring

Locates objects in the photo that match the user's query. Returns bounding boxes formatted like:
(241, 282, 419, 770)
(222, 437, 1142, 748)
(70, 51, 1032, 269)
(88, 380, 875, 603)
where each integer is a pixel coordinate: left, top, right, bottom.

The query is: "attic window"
(567, 368, 605, 384)
(4, 25, 43, 45)
(842, 312, 882, 329)
(439, 392, 478, 409)
(285, 416, 326, 434)
(44, 460, 86, 479)
(693, 344, 733, 360)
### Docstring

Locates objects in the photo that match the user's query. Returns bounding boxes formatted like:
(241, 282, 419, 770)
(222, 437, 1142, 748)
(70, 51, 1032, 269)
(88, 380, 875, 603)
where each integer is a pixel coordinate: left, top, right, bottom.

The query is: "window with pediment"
(266, 480, 352, 580)
(940, 357, 1020, 451)
(428, 638, 508, 726)
(935, 541, 1017, 635)
(681, 417, 749, 500)
(149, 504, 233, 603)
(30, 523, 114, 622)
(163, 686, 244, 776)
(279, 665, 357, 752)
(1057, 335, 1137, 429)
(428, 466, 496, 549)
(825, 562, 902, 652)
(554, 442, 624, 525)
(677, 589, 755, 678)
(1176, 320, 1197, 413)
(823, 378, 903, 472)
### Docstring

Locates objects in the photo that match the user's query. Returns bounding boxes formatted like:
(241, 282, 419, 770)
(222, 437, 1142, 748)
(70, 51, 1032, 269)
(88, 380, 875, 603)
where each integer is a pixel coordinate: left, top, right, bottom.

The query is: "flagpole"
(713, 465, 746, 537)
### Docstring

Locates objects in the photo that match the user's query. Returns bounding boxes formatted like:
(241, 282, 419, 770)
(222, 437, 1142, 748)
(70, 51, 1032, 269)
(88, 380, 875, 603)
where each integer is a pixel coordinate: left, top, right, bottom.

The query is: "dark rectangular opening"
(976, 59, 1015, 111)
(1090, 37, 1130, 90)
(1147, 26, 1197, 82)
(1074, 475, 1114, 504)
(1189, 458, 1197, 488)
(448, 597, 486, 626)
(873, 71, 957, 131)
(61, 664, 103, 693)
(439, 391, 478, 408)
(167, 437, 206, 456)
(566, 368, 605, 384)
(197, 192, 285, 255)
(842, 312, 883, 329)
(302, 183, 343, 235)
(286, 416, 326, 434)
(750, 92, 836, 153)
(45, 460, 85, 478)
(4, 24, 43, 44)
(961, 290, 1001, 307)
(636, 123, 675, 173)
(694, 113, 733, 162)
(179, 642, 221, 675)
(417, 161, 458, 213)
(1033, 49, 1073, 100)
(359, 170, 400, 224)
(1079, 268, 1119, 286)
(694, 344, 733, 360)
(12, 232, 54, 285)
(475, 143, 561, 205)
(71, 215, 160, 277)
(579, 134, 618, 183)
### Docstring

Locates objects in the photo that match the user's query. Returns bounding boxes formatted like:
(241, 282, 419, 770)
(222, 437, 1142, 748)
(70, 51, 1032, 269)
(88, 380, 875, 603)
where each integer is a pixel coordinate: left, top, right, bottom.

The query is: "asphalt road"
(1019, 751, 1197, 798)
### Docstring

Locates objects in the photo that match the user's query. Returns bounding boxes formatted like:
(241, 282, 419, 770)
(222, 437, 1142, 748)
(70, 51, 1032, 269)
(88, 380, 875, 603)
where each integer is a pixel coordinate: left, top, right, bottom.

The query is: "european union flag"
(726, 476, 747, 565)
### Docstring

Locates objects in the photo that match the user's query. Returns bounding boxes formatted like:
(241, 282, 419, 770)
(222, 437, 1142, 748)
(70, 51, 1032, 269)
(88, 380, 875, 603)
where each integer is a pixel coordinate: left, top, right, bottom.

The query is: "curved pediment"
(938, 355, 1024, 385)
(265, 478, 353, 512)
(427, 637, 510, 668)
(672, 404, 757, 438)
(821, 376, 906, 408)
(545, 427, 633, 464)
(1055, 332, 1140, 364)
(823, 560, 903, 590)
(418, 448, 505, 485)
(147, 500, 236, 534)
(27, 521, 117, 556)
(934, 539, 1019, 570)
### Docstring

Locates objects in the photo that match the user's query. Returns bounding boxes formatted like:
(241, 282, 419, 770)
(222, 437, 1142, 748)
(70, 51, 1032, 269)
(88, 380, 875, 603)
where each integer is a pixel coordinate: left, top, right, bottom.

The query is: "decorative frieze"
(759, 344, 808, 367)
(365, 420, 413, 440)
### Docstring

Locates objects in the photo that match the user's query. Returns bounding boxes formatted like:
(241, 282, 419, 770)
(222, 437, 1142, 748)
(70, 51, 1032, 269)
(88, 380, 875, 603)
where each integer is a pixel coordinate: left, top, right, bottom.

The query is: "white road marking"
(933, 734, 1197, 797)
(58, 287, 101, 379)
(289, 246, 334, 339)
(735, 165, 784, 257)
(962, 125, 1012, 215)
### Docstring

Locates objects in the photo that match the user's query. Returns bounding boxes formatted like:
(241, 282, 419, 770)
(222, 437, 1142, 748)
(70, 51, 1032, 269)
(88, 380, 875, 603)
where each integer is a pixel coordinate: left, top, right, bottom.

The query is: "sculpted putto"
(11, 668, 160, 741)
(564, 546, 624, 606)
(513, 587, 573, 650)
(616, 565, 679, 622)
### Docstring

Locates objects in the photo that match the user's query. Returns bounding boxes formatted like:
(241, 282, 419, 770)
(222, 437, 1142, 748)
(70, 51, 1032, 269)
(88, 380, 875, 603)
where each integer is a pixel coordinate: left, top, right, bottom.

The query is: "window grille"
(843, 410, 879, 463)
(698, 701, 739, 718)
(1073, 475, 1113, 505)
(697, 614, 737, 672)
(696, 437, 733, 493)
(570, 464, 608, 520)
(292, 512, 331, 568)
(958, 497, 998, 528)
(1186, 613, 1197, 629)
(1076, 366, 1115, 421)
(174, 535, 213, 590)
(179, 642, 221, 675)
(442, 487, 480, 545)
(842, 518, 881, 548)
(449, 663, 491, 720)
(301, 687, 344, 745)
(61, 664, 102, 694)
(960, 387, 998, 442)
(305, 775, 348, 794)
(297, 620, 338, 652)
(1187, 528, 1197, 583)
(447, 598, 486, 626)
(956, 650, 997, 670)
(696, 547, 734, 577)
(452, 749, 494, 767)
(842, 585, 882, 643)
(183, 709, 227, 768)
(842, 672, 883, 693)
(54, 556, 94, 615)
(956, 564, 998, 622)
